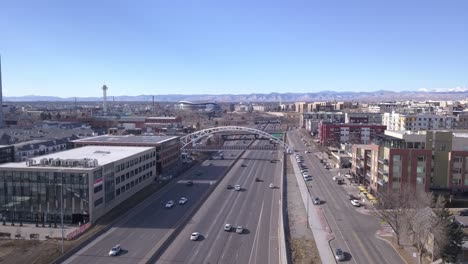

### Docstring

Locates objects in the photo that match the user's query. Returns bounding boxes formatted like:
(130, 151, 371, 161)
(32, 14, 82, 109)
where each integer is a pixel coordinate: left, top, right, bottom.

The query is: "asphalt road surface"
(288, 131, 404, 264)
(64, 148, 243, 264)
(156, 141, 282, 264)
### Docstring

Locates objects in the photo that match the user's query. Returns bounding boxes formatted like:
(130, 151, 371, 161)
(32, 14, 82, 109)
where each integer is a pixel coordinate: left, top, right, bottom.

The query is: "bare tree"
(374, 187, 414, 246)
(405, 191, 435, 264)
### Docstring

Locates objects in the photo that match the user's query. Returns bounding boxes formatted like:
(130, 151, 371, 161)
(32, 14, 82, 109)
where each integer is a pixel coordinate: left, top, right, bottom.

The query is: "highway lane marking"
(248, 198, 265, 264)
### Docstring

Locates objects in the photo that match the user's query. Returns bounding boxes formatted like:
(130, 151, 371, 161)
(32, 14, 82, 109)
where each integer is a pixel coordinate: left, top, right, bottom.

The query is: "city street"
(287, 131, 404, 264)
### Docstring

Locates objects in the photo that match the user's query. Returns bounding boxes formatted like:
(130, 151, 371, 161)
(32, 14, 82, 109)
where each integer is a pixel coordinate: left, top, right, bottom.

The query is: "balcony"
(378, 169, 388, 176)
(378, 158, 389, 165)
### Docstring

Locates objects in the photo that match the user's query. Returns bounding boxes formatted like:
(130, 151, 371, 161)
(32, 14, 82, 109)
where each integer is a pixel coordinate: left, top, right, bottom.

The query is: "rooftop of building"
(73, 134, 179, 145)
(0, 145, 154, 170)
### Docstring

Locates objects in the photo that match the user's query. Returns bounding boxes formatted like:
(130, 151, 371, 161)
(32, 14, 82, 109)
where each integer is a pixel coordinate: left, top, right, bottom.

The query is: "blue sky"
(1, 0, 467, 97)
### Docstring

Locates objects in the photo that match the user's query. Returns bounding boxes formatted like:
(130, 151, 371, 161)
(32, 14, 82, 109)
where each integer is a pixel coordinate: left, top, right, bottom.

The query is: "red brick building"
(318, 122, 386, 146)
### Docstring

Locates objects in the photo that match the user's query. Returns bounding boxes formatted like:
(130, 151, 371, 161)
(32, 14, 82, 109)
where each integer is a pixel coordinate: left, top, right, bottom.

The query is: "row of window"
(115, 152, 156, 173)
(115, 161, 155, 185)
(115, 172, 152, 197)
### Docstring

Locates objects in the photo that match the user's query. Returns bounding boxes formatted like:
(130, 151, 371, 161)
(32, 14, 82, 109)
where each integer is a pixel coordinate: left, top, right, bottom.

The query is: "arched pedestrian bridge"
(180, 126, 292, 153)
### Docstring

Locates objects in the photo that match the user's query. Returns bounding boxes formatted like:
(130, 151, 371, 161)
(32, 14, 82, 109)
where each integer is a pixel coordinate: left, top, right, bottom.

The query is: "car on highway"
(108, 244, 121, 256)
(226, 184, 233, 189)
(335, 248, 345, 261)
(179, 197, 188, 205)
(241, 164, 247, 167)
(351, 199, 361, 207)
(224, 223, 232, 231)
(302, 172, 309, 177)
(190, 232, 200, 241)
(304, 150, 309, 153)
(255, 177, 261, 182)
(234, 185, 241, 191)
(208, 162, 212, 166)
(236, 226, 244, 234)
(195, 171, 202, 176)
(270, 159, 277, 163)
(269, 183, 274, 188)
(165, 200, 175, 208)
(186, 181, 194, 186)
(313, 197, 320, 205)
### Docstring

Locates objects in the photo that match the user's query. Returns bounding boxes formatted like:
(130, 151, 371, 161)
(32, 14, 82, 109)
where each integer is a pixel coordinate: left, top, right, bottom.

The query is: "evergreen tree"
(435, 205, 464, 263)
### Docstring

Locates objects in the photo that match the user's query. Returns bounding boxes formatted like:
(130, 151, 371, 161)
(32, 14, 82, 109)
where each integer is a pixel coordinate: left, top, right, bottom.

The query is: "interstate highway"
(156, 141, 282, 264)
(288, 131, 403, 264)
(64, 147, 243, 264)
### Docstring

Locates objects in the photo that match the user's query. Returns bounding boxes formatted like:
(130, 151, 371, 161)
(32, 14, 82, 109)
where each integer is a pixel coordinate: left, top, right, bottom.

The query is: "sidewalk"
(288, 154, 336, 263)
(0, 222, 79, 240)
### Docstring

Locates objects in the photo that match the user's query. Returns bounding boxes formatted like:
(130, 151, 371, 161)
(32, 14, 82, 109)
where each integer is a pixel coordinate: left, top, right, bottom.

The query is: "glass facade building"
(0, 145, 156, 225)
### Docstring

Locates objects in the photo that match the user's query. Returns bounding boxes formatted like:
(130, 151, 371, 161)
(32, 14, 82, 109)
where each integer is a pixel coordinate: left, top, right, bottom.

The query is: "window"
(452, 168, 462, 174)
(393, 155, 401, 161)
(121, 175, 125, 182)
(131, 181, 134, 187)
(116, 189, 121, 196)
(116, 177, 120, 184)
(453, 156, 462, 163)
(121, 186, 125, 193)
(94, 198, 103, 207)
(94, 185, 103, 193)
(439, 144, 446, 151)
(126, 183, 130, 190)
(126, 172, 129, 180)
(417, 156, 425, 162)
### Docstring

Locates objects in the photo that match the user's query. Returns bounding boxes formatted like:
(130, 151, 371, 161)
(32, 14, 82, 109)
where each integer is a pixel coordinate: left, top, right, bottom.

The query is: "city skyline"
(1, 0, 467, 97)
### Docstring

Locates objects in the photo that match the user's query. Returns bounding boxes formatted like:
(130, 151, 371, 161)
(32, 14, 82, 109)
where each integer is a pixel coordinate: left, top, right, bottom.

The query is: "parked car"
(351, 200, 361, 207)
(195, 171, 202, 176)
(226, 184, 233, 189)
(255, 178, 261, 182)
(190, 232, 200, 241)
(269, 183, 274, 188)
(236, 226, 244, 234)
(109, 244, 121, 256)
(224, 223, 232, 231)
(235, 185, 241, 191)
(460, 209, 468, 216)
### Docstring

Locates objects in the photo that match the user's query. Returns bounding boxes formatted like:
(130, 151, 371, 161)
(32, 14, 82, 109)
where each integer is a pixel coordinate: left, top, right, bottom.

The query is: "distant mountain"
(4, 90, 468, 102)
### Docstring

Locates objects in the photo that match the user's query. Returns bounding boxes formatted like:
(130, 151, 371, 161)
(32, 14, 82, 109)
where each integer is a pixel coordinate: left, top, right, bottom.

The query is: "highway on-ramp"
(156, 141, 282, 264)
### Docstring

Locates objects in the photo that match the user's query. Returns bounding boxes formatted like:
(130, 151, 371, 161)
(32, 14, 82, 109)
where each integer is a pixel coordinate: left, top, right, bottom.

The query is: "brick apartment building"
(318, 122, 386, 146)
(351, 130, 468, 196)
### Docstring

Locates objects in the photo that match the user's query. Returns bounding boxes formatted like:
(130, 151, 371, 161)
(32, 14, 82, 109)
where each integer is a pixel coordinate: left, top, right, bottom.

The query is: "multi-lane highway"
(288, 131, 403, 264)
(156, 140, 282, 264)
(64, 147, 243, 264)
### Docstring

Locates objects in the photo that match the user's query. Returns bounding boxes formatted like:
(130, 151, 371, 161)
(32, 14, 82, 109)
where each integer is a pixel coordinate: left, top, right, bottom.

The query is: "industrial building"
(73, 135, 180, 175)
(0, 146, 156, 225)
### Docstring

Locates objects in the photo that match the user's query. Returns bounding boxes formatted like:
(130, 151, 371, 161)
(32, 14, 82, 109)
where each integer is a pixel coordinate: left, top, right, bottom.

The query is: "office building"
(0, 146, 156, 224)
(318, 122, 386, 146)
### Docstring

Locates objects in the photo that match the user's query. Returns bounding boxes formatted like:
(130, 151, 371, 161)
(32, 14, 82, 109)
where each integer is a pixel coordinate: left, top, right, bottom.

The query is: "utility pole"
(61, 170, 64, 254)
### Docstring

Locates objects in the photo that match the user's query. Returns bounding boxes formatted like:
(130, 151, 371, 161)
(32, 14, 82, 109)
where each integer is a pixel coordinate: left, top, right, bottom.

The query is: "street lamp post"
(60, 170, 64, 254)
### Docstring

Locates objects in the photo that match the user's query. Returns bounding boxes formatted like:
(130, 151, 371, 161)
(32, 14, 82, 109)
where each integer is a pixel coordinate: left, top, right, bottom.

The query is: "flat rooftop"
(73, 135, 179, 145)
(0, 146, 154, 170)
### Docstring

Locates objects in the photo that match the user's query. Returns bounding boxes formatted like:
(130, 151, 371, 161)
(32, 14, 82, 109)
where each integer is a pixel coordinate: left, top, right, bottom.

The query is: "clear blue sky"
(1, 0, 467, 97)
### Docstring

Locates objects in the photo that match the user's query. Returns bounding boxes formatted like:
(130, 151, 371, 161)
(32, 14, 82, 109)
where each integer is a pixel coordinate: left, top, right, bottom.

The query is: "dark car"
(186, 181, 194, 186)
(241, 164, 247, 167)
(459, 209, 468, 216)
(270, 160, 277, 163)
(255, 178, 262, 182)
(226, 184, 233, 189)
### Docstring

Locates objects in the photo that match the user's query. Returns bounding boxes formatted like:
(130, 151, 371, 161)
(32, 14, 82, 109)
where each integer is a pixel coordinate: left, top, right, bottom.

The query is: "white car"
(190, 232, 200, 241)
(224, 223, 232, 231)
(109, 244, 121, 256)
(302, 172, 309, 177)
(351, 200, 361, 207)
(179, 197, 188, 205)
(165, 200, 175, 208)
(269, 183, 274, 188)
(234, 185, 241, 191)
(236, 226, 244, 234)
(313, 197, 320, 205)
